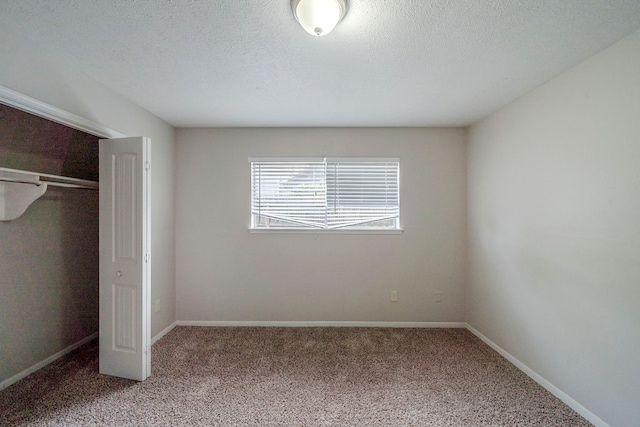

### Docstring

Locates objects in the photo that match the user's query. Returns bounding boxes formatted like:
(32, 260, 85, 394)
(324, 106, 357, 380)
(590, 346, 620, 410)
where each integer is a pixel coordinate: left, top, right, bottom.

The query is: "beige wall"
(176, 127, 467, 323)
(467, 30, 640, 427)
(0, 27, 176, 385)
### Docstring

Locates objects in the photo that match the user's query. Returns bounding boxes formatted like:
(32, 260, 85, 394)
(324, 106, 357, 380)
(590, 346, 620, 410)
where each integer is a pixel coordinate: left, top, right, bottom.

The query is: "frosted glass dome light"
(291, 0, 347, 36)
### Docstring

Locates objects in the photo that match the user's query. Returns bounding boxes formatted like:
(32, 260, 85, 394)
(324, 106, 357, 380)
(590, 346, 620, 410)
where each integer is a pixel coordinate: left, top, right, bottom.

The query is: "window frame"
(248, 157, 402, 234)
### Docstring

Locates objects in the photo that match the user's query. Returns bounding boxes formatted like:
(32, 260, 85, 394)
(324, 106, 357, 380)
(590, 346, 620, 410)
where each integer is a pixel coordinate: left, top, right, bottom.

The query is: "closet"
(0, 101, 100, 386)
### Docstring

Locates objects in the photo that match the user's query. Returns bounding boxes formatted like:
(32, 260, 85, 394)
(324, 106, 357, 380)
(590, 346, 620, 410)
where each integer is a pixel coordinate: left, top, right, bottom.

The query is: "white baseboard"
(465, 324, 609, 427)
(0, 332, 98, 392)
(152, 321, 178, 345)
(177, 320, 466, 328)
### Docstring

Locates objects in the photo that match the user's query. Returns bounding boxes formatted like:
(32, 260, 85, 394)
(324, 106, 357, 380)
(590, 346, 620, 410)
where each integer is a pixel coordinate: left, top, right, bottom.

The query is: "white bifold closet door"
(98, 136, 151, 381)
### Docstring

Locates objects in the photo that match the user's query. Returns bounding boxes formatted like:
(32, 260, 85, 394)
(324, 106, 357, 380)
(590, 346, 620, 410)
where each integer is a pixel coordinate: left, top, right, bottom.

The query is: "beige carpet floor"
(0, 327, 592, 426)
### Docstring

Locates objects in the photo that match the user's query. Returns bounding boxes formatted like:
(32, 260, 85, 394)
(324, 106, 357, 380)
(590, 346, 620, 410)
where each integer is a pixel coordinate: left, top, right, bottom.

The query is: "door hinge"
(144, 344, 150, 355)
(144, 253, 150, 263)
(145, 161, 151, 171)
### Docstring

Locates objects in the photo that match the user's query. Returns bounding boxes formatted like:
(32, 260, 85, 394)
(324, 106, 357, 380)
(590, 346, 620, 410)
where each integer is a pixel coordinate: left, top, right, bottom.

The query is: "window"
(250, 157, 400, 231)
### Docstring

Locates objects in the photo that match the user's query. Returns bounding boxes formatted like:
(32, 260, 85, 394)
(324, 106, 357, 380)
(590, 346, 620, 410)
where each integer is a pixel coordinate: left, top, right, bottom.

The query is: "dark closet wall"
(0, 103, 98, 179)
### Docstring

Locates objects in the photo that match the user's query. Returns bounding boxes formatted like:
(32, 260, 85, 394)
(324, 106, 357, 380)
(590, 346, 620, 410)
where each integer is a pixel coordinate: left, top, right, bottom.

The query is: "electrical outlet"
(155, 299, 161, 312)
(435, 292, 442, 302)
(391, 290, 398, 302)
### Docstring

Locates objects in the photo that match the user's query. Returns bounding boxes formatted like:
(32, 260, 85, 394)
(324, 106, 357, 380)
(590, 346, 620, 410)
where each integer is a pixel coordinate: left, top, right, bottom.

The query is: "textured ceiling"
(1, 1, 640, 127)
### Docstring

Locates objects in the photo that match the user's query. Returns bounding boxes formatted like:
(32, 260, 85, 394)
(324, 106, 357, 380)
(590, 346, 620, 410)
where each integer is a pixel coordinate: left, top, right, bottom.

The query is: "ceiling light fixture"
(291, 0, 347, 37)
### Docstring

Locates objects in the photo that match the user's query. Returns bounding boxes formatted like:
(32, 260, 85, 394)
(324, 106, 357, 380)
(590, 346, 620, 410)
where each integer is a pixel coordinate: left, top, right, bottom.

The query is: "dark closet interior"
(0, 102, 101, 385)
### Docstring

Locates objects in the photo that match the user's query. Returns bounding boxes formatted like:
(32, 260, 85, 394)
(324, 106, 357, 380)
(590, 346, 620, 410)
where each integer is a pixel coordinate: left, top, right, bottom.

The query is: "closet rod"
(0, 166, 99, 190)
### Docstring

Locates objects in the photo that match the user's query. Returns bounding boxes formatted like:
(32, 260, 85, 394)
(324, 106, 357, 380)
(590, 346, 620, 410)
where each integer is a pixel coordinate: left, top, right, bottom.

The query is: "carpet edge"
(465, 323, 608, 427)
(152, 321, 178, 345)
(0, 332, 98, 391)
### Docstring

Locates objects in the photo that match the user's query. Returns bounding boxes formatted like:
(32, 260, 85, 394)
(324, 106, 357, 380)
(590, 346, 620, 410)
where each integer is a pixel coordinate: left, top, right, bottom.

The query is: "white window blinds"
(250, 158, 399, 230)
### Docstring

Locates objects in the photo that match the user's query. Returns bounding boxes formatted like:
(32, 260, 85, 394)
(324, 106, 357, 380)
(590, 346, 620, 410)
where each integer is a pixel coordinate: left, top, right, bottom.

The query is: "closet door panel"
(99, 136, 150, 381)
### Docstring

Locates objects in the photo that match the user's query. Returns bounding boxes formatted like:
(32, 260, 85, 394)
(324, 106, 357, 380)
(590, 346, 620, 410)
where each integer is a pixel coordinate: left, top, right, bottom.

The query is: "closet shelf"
(0, 166, 98, 221)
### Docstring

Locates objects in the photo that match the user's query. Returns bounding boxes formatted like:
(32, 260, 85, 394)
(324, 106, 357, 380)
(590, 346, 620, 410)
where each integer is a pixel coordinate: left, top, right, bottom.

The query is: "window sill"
(248, 228, 403, 235)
